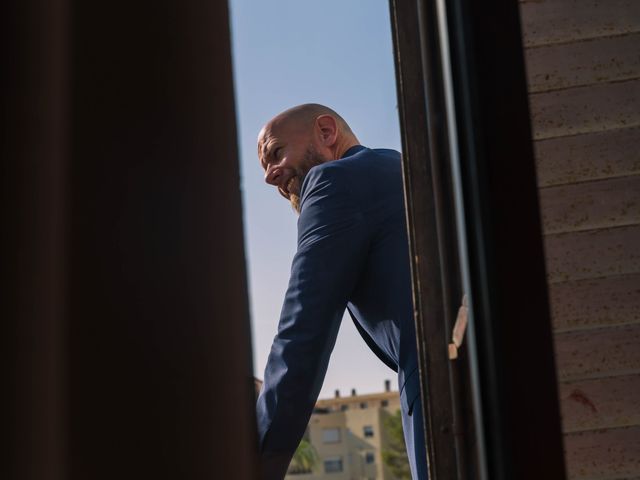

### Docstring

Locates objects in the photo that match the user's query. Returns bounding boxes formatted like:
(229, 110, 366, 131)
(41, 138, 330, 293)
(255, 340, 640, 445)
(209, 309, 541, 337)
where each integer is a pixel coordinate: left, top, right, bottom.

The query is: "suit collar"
(341, 144, 366, 159)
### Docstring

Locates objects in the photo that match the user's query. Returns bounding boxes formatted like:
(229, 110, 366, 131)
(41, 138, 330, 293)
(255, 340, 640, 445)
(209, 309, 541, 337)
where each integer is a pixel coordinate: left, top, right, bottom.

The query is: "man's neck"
(332, 137, 360, 160)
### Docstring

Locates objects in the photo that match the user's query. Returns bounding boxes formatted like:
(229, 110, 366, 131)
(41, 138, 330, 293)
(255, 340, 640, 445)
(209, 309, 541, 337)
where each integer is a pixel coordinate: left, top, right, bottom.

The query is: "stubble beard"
(289, 146, 328, 214)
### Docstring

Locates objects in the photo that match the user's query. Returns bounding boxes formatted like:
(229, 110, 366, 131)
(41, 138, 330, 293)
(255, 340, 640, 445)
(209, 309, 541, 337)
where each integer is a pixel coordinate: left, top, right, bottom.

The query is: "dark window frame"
(322, 427, 342, 444)
(389, 0, 567, 479)
(323, 456, 344, 474)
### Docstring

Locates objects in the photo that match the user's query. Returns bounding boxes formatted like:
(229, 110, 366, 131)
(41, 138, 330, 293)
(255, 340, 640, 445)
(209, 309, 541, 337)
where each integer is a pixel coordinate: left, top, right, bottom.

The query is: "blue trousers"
(401, 395, 428, 480)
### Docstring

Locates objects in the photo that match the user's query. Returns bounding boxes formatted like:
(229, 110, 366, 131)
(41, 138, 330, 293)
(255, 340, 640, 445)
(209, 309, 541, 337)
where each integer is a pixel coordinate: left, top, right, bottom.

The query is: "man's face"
(258, 122, 328, 213)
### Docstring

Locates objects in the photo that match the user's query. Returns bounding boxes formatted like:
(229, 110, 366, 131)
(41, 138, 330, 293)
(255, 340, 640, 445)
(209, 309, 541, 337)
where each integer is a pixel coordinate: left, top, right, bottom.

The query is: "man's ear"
(315, 115, 338, 147)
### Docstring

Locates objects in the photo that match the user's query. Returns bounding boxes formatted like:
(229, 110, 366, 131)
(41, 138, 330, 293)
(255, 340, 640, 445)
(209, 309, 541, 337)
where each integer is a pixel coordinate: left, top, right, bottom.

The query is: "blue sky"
(229, 0, 403, 398)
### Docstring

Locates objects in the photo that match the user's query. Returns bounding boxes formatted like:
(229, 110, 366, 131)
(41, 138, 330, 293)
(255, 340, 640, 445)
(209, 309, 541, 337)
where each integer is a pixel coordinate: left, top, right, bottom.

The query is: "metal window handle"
(448, 294, 469, 360)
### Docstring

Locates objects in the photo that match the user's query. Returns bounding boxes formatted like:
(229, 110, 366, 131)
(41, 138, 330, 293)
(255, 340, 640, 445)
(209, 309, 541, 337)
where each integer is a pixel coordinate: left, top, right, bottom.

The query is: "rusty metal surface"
(538, 175, 640, 234)
(525, 33, 640, 93)
(519, 0, 640, 48)
(549, 273, 640, 331)
(534, 126, 640, 187)
(530, 78, 640, 140)
(544, 224, 640, 283)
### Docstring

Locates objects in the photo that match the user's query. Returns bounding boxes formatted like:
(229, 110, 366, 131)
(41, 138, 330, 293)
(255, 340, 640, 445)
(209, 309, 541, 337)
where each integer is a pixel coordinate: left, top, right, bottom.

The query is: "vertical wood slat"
(544, 225, 640, 283)
(538, 175, 640, 235)
(534, 126, 640, 187)
(530, 79, 640, 140)
(67, 1, 257, 479)
(520, 0, 640, 47)
(1, 1, 68, 479)
(2, 1, 259, 479)
(549, 273, 640, 331)
(389, 1, 461, 478)
(559, 375, 640, 433)
(525, 33, 640, 93)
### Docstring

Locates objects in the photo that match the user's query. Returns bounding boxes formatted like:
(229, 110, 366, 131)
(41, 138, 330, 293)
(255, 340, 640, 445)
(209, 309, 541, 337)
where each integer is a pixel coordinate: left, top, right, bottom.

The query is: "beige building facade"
(286, 385, 403, 480)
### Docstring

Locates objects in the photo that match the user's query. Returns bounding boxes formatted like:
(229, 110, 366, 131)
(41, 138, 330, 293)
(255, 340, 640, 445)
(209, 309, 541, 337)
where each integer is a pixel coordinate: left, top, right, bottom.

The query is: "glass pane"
(322, 428, 341, 444)
(229, 0, 415, 478)
(324, 457, 344, 473)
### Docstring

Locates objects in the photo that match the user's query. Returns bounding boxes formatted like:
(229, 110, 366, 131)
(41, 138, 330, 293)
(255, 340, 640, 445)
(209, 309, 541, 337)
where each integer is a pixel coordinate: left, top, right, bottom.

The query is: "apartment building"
(286, 381, 403, 480)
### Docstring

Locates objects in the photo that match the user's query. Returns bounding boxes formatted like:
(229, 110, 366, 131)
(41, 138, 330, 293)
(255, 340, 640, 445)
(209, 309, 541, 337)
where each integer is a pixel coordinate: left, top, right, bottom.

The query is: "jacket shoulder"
(304, 148, 401, 185)
(299, 148, 402, 210)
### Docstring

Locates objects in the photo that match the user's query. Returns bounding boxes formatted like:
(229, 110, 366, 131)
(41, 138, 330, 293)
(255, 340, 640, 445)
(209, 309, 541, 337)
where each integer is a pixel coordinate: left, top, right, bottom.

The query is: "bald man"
(256, 104, 427, 480)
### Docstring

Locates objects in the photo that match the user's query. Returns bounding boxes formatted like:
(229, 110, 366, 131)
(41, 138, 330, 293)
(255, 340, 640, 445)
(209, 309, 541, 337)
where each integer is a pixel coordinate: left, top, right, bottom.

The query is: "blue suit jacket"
(256, 145, 421, 478)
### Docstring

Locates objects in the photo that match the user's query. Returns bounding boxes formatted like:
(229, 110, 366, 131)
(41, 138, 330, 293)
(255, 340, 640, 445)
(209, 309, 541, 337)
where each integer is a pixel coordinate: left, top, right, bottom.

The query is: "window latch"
(448, 294, 469, 360)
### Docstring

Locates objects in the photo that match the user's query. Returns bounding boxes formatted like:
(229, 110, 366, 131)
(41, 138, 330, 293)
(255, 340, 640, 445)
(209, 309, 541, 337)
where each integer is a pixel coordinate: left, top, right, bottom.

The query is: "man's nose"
(264, 164, 282, 186)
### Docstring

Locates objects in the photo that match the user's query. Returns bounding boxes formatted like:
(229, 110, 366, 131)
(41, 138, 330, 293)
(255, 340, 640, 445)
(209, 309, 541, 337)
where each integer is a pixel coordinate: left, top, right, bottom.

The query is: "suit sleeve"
(256, 166, 369, 479)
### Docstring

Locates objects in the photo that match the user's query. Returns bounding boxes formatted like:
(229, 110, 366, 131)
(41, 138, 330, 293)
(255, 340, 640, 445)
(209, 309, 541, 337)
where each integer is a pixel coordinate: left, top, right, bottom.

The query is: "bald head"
(258, 104, 358, 165)
(262, 103, 354, 133)
(257, 104, 360, 213)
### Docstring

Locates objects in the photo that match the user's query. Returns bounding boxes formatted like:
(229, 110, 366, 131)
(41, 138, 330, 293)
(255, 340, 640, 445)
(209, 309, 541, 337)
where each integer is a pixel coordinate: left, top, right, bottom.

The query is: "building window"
(381, 400, 389, 407)
(365, 452, 375, 464)
(340, 404, 349, 411)
(324, 456, 344, 473)
(322, 427, 341, 444)
(363, 425, 374, 438)
(360, 402, 368, 409)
